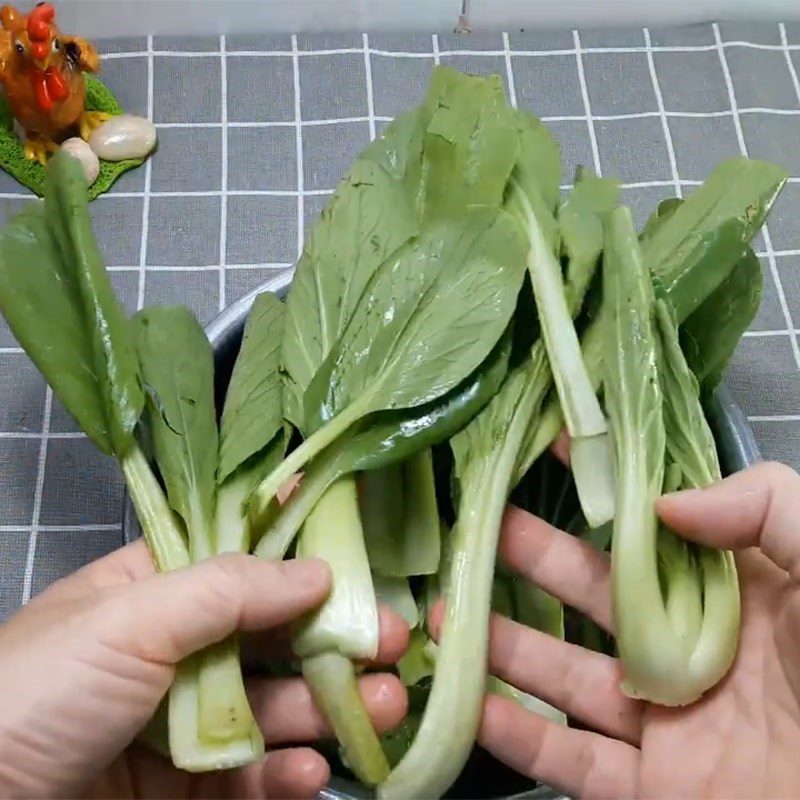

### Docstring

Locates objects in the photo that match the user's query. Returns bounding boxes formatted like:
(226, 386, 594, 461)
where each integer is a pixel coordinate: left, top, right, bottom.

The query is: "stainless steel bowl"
(123, 275, 761, 800)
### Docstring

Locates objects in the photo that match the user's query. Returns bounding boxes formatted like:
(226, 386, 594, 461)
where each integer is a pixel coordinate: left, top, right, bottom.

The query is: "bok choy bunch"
(0, 153, 261, 770)
(603, 207, 740, 705)
(249, 68, 528, 784)
(132, 295, 288, 769)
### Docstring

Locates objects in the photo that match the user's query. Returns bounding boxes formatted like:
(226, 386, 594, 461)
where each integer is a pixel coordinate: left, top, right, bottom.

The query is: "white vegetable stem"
(604, 207, 739, 706)
(378, 415, 523, 799)
(168, 658, 263, 772)
(122, 445, 263, 769)
(293, 477, 379, 660)
(514, 182, 614, 527)
(250, 401, 364, 545)
(121, 444, 190, 573)
(292, 477, 386, 784)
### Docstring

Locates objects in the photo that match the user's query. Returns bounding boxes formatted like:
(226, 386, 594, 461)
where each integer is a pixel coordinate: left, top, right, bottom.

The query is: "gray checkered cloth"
(1, 22, 799, 618)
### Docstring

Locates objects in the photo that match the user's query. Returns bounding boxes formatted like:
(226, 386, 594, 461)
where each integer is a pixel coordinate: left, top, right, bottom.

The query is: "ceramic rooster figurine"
(0, 2, 107, 163)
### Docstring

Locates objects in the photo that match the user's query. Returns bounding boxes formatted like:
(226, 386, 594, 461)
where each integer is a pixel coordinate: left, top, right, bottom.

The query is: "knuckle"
(757, 460, 799, 489)
(202, 555, 247, 614)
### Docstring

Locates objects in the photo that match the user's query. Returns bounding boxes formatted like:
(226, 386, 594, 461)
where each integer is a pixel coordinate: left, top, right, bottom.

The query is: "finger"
(248, 672, 407, 744)
(479, 694, 639, 800)
(242, 604, 410, 669)
(258, 748, 330, 800)
(121, 742, 329, 800)
(277, 473, 303, 505)
(428, 603, 640, 744)
(368, 604, 410, 666)
(227, 747, 330, 800)
(657, 461, 800, 580)
(45, 469, 305, 609)
(500, 506, 613, 633)
(103, 555, 331, 664)
(550, 429, 570, 466)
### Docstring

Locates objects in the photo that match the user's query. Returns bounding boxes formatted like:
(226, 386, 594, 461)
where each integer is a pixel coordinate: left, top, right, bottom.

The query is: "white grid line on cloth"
(136, 35, 154, 310)
(749, 414, 800, 422)
(363, 33, 377, 141)
(780, 24, 800, 112)
(20, 388, 52, 604)
(138, 107, 800, 129)
(219, 34, 228, 311)
(743, 329, 800, 338)
(714, 23, 800, 379)
(432, 33, 441, 65)
(0, 524, 122, 533)
(3, 175, 798, 206)
(0, 180, 746, 202)
(644, 28, 681, 198)
(292, 34, 304, 261)
(105, 263, 295, 272)
(0, 432, 85, 440)
(573, 30, 602, 176)
(98, 40, 800, 61)
(502, 32, 518, 109)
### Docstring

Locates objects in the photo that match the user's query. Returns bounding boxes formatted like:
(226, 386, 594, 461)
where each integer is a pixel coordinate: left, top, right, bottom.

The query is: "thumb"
(657, 461, 800, 579)
(106, 554, 331, 665)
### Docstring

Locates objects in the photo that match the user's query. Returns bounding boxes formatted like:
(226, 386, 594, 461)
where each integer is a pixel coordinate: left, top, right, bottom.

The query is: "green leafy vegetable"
(257, 331, 511, 562)
(1, 65, 787, 800)
(281, 107, 427, 430)
(219, 292, 286, 483)
(680, 248, 762, 391)
(520, 157, 787, 479)
(253, 209, 527, 531)
(0, 154, 199, 772)
(373, 575, 420, 628)
(421, 67, 519, 218)
(256, 102, 435, 788)
(134, 306, 263, 770)
(362, 449, 440, 577)
(0, 151, 143, 455)
(507, 159, 615, 527)
(380, 168, 614, 796)
(603, 207, 740, 706)
(0, 152, 186, 575)
(135, 307, 218, 562)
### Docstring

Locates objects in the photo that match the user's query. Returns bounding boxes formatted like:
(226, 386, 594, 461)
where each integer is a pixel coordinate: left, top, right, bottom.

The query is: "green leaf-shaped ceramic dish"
(0, 74, 144, 200)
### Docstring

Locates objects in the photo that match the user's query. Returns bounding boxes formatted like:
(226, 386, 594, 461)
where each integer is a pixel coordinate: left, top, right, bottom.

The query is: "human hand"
(0, 541, 408, 799)
(436, 461, 800, 798)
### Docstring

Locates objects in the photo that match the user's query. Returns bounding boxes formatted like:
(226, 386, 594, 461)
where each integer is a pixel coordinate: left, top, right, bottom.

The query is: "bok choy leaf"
(252, 70, 526, 785)
(134, 306, 263, 770)
(506, 163, 615, 527)
(258, 330, 512, 562)
(361, 449, 440, 577)
(603, 206, 740, 707)
(252, 102, 435, 786)
(216, 292, 288, 556)
(520, 156, 787, 479)
(680, 247, 762, 392)
(0, 151, 186, 574)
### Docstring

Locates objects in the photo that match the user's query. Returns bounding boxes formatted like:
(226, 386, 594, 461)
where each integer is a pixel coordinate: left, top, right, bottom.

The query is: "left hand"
(0, 541, 409, 799)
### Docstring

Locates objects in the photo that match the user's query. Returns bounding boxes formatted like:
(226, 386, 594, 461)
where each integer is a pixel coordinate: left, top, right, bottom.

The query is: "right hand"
(473, 461, 800, 798)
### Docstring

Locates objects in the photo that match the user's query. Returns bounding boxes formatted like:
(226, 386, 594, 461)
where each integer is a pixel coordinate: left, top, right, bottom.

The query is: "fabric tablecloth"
(1, 22, 799, 618)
